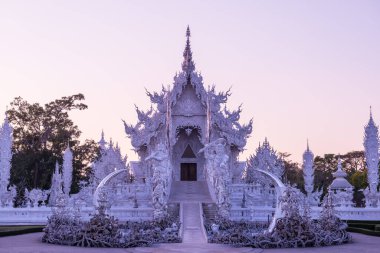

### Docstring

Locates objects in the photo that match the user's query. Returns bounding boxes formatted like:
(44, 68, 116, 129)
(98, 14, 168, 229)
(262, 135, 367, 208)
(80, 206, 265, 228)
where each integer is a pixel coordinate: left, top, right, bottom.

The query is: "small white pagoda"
(329, 158, 354, 208)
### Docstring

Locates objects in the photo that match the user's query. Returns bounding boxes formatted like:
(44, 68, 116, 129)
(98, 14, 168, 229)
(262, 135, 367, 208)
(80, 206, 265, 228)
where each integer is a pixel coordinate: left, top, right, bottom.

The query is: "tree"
(7, 94, 98, 204)
(313, 154, 337, 199)
(279, 152, 304, 190)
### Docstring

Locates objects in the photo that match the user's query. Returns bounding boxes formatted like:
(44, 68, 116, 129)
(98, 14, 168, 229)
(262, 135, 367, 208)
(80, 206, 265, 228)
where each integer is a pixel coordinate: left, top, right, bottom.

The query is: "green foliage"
(7, 94, 99, 204)
(278, 152, 304, 190)
(313, 151, 369, 206)
(314, 154, 337, 199)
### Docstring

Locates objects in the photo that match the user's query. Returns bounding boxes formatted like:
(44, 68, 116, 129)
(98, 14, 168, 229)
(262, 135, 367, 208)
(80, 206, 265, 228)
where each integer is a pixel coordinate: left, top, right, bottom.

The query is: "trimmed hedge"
(0, 226, 44, 237)
(346, 220, 380, 237)
(347, 227, 380, 237)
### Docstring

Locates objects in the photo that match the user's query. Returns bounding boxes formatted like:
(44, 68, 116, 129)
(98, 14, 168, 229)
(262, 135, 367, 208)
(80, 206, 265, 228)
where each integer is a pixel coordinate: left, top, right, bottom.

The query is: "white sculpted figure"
(29, 189, 49, 207)
(200, 138, 230, 217)
(145, 143, 171, 219)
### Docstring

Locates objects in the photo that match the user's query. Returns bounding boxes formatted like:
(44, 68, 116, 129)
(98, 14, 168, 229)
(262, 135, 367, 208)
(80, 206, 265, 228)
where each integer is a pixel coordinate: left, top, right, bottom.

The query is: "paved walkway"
(1, 232, 380, 253)
(182, 202, 207, 243)
(169, 181, 211, 243)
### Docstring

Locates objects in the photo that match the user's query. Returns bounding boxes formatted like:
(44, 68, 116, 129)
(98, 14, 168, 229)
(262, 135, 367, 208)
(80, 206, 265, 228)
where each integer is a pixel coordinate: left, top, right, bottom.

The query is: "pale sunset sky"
(0, 1, 379, 163)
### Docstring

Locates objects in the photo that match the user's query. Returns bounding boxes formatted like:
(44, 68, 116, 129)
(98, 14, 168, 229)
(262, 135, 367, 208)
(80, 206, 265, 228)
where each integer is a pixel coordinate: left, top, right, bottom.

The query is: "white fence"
(230, 206, 380, 222)
(0, 206, 154, 225)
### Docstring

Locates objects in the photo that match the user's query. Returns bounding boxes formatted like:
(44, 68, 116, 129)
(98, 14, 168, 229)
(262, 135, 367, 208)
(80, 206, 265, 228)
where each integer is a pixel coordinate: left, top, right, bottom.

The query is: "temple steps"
(168, 181, 213, 203)
(167, 181, 213, 244)
(202, 203, 218, 221)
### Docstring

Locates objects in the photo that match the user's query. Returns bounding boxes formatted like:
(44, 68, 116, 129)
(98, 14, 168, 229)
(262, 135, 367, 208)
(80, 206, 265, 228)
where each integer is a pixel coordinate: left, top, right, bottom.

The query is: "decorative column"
(0, 115, 13, 202)
(62, 143, 73, 196)
(49, 162, 63, 206)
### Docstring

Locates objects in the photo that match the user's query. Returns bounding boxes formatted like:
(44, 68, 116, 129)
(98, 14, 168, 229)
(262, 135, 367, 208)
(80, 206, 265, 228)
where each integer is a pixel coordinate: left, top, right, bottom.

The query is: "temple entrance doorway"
(172, 126, 205, 181)
(180, 163, 197, 181)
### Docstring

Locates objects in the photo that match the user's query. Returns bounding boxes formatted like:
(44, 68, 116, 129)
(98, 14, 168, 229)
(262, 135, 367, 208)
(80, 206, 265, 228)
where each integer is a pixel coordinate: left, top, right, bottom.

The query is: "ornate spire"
(181, 26, 195, 74)
(368, 106, 375, 127)
(62, 142, 73, 195)
(0, 114, 12, 195)
(303, 140, 315, 200)
(98, 130, 107, 150)
(364, 107, 379, 192)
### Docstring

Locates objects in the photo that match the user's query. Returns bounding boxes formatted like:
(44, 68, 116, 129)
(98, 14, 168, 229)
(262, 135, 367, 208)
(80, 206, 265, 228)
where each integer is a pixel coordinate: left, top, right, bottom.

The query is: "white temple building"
(1, 27, 380, 225)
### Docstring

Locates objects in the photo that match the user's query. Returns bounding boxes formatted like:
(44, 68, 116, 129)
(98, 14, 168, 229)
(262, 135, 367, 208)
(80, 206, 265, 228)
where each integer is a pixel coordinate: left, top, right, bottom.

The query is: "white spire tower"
(303, 140, 314, 198)
(62, 142, 73, 195)
(49, 162, 63, 206)
(364, 107, 379, 192)
(302, 140, 321, 206)
(363, 107, 380, 207)
(0, 114, 13, 195)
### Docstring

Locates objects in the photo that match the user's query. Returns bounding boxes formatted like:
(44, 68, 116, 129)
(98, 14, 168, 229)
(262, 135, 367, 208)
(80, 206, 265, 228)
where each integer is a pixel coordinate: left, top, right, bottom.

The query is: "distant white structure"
(0, 115, 14, 207)
(49, 162, 63, 206)
(239, 138, 284, 209)
(62, 143, 73, 196)
(363, 107, 380, 207)
(302, 141, 321, 206)
(92, 132, 128, 187)
(245, 138, 284, 180)
(329, 158, 354, 208)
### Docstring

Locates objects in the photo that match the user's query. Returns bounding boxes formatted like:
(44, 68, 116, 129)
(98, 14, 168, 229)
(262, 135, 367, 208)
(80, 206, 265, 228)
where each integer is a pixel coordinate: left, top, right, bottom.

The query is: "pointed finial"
(370, 106, 373, 119)
(182, 26, 195, 74)
(186, 25, 191, 38)
(98, 130, 107, 149)
(306, 139, 309, 151)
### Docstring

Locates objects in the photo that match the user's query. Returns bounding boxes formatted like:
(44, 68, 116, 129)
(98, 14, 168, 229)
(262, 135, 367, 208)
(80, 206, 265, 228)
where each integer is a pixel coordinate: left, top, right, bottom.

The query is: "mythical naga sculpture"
(200, 138, 230, 217)
(145, 143, 171, 219)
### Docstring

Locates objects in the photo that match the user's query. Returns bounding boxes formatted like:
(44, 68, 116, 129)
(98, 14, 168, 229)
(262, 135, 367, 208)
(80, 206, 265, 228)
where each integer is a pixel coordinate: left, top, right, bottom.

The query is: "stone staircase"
(168, 181, 213, 244)
(202, 203, 218, 221)
(168, 181, 213, 203)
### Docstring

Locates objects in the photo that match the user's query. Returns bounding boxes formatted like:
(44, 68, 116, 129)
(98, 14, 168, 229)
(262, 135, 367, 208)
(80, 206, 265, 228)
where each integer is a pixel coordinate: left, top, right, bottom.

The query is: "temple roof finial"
(367, 106, 376, 128)
(182, 26, 195, 74)
(306, 139, 309, 151)
(98, 130, 107, 149)
(186, 25, 191, 38)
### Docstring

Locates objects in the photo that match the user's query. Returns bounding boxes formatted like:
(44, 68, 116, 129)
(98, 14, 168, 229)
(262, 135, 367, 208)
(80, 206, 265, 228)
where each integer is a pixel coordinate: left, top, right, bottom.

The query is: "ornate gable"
(124, 27, 252, 152)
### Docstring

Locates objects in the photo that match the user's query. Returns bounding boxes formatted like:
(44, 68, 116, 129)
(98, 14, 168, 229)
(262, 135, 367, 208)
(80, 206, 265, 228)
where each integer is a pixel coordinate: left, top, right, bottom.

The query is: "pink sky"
(0, 1, 379, 163)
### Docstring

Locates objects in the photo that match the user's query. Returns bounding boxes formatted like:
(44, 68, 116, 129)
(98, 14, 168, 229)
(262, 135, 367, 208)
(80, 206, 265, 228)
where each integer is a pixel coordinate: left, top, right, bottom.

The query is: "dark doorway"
(180, 163, 197, 181)
(181, 144, 196, 158)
